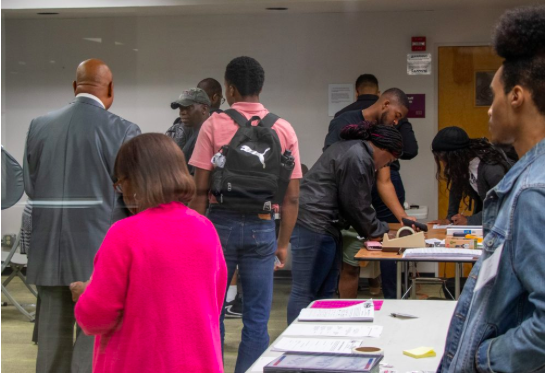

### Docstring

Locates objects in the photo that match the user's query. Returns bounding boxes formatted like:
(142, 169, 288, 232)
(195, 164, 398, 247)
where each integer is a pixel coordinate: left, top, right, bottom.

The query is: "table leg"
(455, 263, 461, 299)
(404, 262, 409, 297)
(396, 261, 402, 299)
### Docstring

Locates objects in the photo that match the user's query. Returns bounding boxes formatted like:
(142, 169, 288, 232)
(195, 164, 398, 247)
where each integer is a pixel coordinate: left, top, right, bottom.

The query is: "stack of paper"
(403, 247, 482, 260)
(283, 324, 382, 338)
(298, 300, 374, 322)
(272, 337, 365, 354)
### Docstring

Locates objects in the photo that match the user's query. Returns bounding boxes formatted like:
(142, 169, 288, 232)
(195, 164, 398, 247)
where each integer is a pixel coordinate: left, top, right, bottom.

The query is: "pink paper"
(311, 300, 383, 311)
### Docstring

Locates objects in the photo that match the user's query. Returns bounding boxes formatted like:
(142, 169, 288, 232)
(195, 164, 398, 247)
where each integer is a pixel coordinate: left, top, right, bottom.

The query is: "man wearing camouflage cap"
(166, 88, 210, 174)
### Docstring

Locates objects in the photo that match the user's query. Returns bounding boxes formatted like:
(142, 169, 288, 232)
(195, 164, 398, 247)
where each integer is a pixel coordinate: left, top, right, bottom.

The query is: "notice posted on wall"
(328, 84, 354, 117)
(407, 53, 432, 75)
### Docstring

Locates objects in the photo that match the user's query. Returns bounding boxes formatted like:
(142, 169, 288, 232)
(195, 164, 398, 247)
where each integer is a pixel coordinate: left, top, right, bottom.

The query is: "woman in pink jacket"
(73, 133, 227, 373)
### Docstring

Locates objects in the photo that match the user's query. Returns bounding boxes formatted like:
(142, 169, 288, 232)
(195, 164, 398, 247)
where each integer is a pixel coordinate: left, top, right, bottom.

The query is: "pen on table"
(390, 312, 418, 319)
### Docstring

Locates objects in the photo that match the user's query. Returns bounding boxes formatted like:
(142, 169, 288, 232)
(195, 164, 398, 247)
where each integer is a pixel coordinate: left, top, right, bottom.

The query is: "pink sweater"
(75, 202, 227, 373)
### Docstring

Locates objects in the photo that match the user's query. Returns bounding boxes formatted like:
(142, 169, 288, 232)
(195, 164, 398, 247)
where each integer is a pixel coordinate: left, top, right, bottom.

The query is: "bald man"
(197, 77, 224, 113)
(23, 59, 141, 372)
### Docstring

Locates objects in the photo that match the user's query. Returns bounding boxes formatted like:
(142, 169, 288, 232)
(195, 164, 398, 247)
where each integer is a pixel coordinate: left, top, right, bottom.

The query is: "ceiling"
(2, 0, 543, 19)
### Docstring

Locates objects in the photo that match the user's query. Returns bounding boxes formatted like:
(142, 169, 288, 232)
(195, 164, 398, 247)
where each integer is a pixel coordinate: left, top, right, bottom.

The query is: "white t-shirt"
(469, 157, 480, 193)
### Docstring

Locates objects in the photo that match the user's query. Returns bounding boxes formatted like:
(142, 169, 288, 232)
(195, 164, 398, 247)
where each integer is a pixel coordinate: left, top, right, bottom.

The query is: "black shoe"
(225, 293, 243, 319)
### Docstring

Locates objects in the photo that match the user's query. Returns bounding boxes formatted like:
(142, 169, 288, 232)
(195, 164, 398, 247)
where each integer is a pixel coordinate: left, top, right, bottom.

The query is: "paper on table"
(403, 248, 482, 258)
(272, 337, 366, 354)
(248, 356, 278, 372)
(283, 324, 383, 338)
(433, 224, 452, 229)
(298, 300, 374, 322)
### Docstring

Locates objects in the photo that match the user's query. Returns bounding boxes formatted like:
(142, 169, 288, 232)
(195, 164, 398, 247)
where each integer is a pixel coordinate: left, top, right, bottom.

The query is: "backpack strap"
(224, 109, 250, 128)
(260, 113, 280, 129)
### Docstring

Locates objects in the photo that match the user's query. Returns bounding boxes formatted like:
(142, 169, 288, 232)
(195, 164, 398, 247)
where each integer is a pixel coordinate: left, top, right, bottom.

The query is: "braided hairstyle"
(434, 137, 510, 210)
(341, 122, 404, 159)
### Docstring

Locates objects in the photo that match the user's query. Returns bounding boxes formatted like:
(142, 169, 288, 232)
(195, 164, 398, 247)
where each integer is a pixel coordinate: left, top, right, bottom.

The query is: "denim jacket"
(438, 138, 545, 373)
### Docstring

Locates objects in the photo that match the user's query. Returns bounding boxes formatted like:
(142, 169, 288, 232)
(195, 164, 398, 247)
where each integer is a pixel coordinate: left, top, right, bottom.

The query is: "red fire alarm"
(411, 36, 426, 52)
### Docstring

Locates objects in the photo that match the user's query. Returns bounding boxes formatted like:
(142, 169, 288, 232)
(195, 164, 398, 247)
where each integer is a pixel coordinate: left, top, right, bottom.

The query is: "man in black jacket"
(324, 87, 419, 299)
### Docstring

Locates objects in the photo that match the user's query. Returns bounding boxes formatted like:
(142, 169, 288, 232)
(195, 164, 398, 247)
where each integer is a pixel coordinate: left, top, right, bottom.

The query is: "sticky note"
(402, 347, 436, 359)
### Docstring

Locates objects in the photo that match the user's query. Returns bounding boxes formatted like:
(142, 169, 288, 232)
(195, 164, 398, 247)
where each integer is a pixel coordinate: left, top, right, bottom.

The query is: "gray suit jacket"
(23, 96, 141, 286)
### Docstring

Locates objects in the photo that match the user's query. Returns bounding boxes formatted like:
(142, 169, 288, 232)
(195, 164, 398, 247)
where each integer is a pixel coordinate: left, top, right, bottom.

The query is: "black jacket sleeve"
(397, 119, 418, 160)
(323, 118, 345, 151)
(479, 162, 508, 200)
(336, 151, 389, 238)
(447, 187, 462, 221)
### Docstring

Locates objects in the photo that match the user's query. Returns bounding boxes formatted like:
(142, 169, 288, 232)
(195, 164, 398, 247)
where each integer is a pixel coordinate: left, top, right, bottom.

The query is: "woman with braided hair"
(430, 126, 512, 225)
(287, 121, 403, 324)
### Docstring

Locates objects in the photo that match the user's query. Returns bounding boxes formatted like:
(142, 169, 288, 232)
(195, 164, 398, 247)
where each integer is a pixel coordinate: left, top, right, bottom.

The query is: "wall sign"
(406, 94, 426, 118)
(407, 53, 432, 75)
(475, 71, 496, 107)
(328, 84, 354, 117)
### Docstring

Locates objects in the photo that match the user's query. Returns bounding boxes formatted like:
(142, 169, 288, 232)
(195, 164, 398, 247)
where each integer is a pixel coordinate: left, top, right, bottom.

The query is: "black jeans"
(371, 169, 405, 299)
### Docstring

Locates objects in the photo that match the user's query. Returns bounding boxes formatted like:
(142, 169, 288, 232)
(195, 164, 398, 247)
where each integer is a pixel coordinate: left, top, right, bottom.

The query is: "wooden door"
(437, 46, 502, 278)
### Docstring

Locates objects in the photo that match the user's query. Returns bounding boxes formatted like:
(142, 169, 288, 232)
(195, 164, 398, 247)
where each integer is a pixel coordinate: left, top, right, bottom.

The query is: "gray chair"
(2, 226, 37, 321)
(1, 145, 37, 321)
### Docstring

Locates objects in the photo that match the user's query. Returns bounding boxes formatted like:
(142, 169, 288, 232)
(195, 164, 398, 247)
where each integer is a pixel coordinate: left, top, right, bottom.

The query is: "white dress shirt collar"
(76, 93, 105, 109)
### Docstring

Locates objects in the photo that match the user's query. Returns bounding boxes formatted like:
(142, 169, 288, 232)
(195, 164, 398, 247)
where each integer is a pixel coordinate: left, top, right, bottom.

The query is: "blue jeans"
(208, 207, 276, 373)
(287, 224, 340, 325)
(371, 169, 405, 299)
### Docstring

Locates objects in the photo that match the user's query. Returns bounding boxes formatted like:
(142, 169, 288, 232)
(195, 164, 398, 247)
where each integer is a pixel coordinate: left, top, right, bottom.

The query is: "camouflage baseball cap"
(170, 88, 211, 109)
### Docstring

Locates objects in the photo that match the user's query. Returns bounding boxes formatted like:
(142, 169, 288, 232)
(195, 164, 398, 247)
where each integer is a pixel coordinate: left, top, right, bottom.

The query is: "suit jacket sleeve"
(23, 121, 35, 199)
(112, 122, 141, 222)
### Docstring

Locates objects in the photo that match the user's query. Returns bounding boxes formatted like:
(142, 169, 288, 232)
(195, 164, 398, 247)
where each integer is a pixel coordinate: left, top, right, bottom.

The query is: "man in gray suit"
(23, 59, 141, 372)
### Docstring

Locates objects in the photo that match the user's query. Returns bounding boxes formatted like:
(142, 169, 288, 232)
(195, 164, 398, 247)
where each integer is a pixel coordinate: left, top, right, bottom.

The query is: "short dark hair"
(114, 134, 195, 212)
(197, 78, 222, 96)
(355, 74, 379, 90)
(493, 5, 545, 116)
(224, 56, 265, 97)
(382, 88, 410, 110)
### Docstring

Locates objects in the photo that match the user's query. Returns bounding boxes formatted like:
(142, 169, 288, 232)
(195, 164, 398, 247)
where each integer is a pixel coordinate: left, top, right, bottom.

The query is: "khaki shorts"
(341, 228, 364, 267)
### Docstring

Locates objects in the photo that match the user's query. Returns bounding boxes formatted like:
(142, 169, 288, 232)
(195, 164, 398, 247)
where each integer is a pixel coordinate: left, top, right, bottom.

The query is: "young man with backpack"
(189, 56, 302, 373)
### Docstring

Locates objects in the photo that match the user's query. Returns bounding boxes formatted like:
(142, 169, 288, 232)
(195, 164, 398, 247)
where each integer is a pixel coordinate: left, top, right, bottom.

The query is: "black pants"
(35, 286, 93, 373)
(371, 169, 405, 299)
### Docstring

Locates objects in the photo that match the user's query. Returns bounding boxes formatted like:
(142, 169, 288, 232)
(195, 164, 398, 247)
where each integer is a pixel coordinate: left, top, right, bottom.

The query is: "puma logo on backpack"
(240, 146, 271, 169)
(210, 109, 287, 213)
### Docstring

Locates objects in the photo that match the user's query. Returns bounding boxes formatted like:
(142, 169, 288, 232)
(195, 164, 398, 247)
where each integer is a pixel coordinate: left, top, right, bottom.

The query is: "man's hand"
(401, 215, 422, 232)
(451, 214, 468, 225)
(274, 246, 288, 271)
(69, 281, 90, 302)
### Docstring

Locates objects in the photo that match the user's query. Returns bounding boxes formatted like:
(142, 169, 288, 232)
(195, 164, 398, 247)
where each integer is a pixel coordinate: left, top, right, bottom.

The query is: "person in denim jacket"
(438, 6, 545, 372)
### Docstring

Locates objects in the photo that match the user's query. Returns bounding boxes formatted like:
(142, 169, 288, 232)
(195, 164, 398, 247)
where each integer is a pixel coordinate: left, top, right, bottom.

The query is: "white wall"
(1, 8, 509, 235)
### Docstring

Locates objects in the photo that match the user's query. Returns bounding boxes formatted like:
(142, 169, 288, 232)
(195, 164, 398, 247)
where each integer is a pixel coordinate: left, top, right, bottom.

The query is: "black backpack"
(210, 109, 283, 213)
